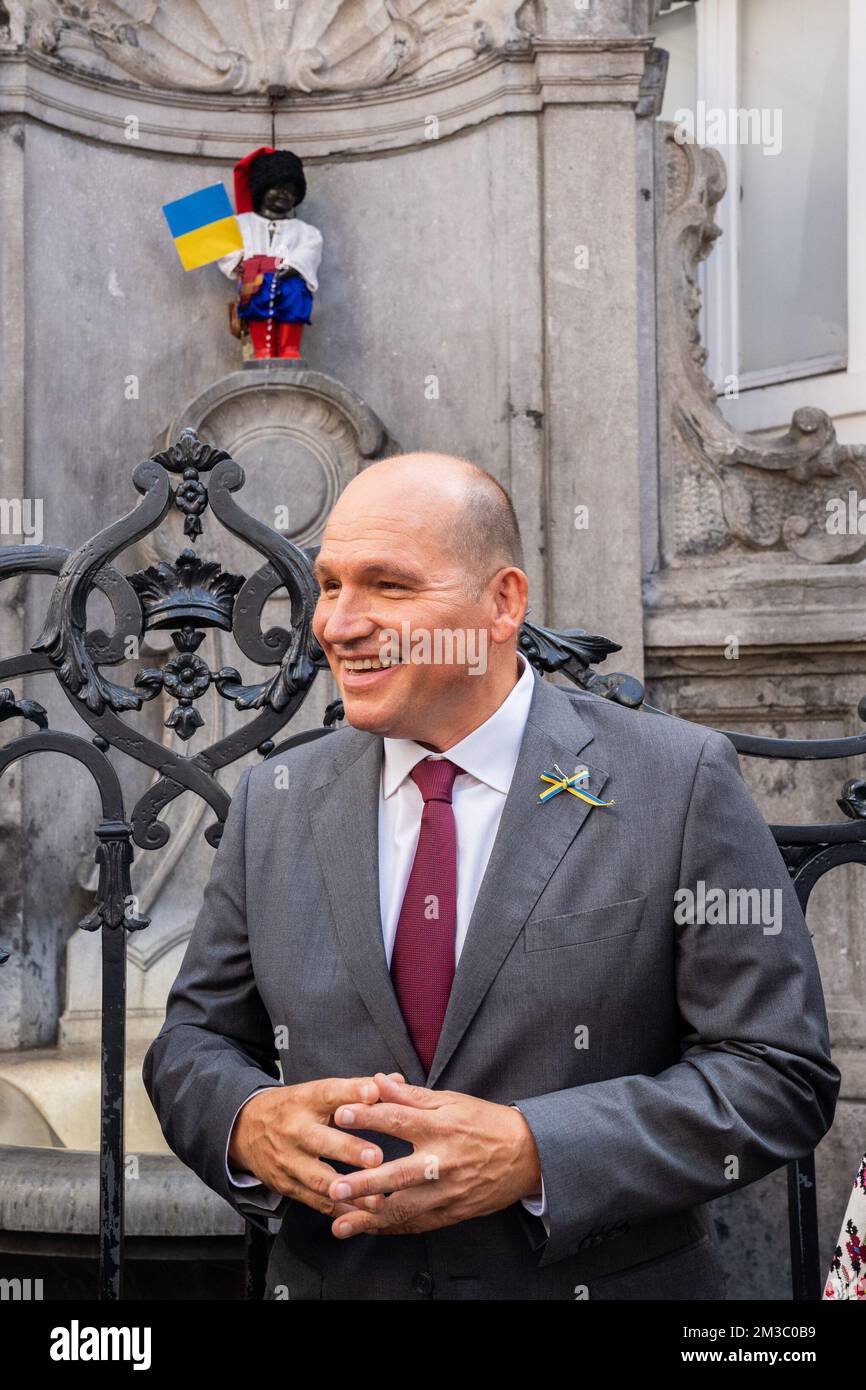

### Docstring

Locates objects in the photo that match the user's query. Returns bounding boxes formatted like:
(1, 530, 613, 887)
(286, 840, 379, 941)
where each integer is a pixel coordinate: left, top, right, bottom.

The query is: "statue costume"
(218, 147, 323, 360)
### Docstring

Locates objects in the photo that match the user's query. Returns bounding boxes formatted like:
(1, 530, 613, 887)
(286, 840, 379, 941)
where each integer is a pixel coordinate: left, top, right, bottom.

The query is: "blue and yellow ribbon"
(538, 765, 614, 808)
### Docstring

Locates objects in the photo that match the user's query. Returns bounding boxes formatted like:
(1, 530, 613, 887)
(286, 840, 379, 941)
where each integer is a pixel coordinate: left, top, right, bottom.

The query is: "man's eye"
(378, 581, 406, 591)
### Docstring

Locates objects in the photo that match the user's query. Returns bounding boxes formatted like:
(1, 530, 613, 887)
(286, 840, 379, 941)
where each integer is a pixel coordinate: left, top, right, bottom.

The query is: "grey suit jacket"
(142, 669, 840, 1300)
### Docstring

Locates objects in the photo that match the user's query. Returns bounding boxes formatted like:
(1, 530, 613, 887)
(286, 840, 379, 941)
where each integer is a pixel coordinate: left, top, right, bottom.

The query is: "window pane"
(654, 4, 697, 124)
(739, 0, 848, 375)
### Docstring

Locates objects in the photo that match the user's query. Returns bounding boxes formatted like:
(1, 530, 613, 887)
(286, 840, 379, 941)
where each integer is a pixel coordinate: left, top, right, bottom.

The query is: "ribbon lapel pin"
(538, 762, 614, 809)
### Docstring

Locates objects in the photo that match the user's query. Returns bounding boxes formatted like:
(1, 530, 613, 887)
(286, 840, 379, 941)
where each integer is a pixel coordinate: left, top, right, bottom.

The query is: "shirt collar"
(382, 653, 535, 798)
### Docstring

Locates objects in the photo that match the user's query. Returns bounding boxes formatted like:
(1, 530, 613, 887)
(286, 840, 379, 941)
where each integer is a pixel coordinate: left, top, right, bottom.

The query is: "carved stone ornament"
(658, 125, 866, 565)
(161, 366, 401, 554)
(18, 0, 533, 95)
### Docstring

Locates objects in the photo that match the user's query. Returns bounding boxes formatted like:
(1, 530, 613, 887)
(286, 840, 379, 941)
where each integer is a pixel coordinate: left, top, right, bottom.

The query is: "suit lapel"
(306, 673, 608, 1091)
(307, 730, 426, 1085)
(426, 674, 608, 1087)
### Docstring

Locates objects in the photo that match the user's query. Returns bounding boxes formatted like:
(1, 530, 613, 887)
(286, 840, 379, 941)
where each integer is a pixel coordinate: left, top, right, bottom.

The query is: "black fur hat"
(247, 150, 306, 210)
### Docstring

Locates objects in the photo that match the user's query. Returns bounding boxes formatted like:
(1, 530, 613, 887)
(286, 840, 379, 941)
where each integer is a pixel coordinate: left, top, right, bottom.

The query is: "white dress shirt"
(378, 651, 534, 967)
(227, 652, 548, 1223)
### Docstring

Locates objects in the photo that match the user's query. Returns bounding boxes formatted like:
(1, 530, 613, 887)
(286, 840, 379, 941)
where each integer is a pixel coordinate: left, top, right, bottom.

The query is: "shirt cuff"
(521, 1177, 550, 1237)
(521, 1182, 549, 1220)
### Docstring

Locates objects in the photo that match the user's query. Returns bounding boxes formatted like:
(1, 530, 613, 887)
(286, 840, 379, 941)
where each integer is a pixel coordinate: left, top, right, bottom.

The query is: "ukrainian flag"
(162, 184, 243, 271)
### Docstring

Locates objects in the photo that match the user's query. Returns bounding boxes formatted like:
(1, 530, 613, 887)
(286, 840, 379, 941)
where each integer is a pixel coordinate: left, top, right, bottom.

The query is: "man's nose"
(318, 592, 375, 645)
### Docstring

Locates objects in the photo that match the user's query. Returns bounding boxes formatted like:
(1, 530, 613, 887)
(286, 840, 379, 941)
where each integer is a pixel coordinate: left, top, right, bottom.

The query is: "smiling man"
(143, 452, 839, 1301)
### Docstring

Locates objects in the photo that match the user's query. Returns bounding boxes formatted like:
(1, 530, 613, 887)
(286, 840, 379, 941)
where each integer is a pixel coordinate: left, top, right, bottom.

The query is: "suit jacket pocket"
(525, 894, 646, 950)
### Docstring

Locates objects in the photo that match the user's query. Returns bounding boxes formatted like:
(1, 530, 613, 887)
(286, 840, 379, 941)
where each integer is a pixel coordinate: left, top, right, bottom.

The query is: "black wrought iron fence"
(0, 429, 851, 1300)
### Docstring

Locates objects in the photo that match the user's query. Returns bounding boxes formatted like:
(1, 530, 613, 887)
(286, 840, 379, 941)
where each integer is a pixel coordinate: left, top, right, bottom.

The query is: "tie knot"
(410, 757, 460, 804)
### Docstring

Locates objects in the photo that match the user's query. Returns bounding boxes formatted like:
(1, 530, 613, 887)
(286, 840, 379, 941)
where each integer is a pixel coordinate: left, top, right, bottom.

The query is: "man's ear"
(490, 567, 528, 640)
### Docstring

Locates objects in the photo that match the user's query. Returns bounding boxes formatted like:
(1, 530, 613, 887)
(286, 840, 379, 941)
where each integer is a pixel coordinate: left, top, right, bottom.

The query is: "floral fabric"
(824, 1153, 866, 1300)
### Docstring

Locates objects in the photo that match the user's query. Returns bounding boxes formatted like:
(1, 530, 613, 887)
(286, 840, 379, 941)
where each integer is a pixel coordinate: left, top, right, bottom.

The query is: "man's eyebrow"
(311, 559, 423, 584)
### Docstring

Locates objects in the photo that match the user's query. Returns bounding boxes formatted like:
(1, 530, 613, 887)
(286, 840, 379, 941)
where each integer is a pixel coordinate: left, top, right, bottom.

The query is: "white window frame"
(675, 0, 865, 430)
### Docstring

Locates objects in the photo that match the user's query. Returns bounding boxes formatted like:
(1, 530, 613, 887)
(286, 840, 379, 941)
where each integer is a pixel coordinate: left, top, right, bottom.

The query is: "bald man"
(143, 453, 839, 1301)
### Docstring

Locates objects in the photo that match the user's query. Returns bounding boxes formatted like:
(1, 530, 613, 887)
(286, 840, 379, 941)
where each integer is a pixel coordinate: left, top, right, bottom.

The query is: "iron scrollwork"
(0, 428, 331, 1298)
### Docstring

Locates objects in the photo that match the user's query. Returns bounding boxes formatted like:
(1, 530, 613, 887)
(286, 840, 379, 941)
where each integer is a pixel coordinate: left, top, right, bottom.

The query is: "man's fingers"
(332, 1100, 433, 1139)
(314, 1076, 380, 1113)
(262, 1161, 350, 1217)
(330, 1189, 437, 1240)
(354, 1194, 388, 1213)
(372, 1073, 445, 1109)
(332, 1208, 383, 1239)
(319, 1192, 387, 1217)
(328, 1153, 434, 1203)
(305, 1122, 383, 1171)
(286, 1157, 385, 1216)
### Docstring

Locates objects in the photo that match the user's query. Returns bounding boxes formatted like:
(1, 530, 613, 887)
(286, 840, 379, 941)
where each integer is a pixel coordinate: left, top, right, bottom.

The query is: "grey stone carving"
(164, 367, 399, 549)
(18, 0, 532, 94)
(658, 125, 866, 565)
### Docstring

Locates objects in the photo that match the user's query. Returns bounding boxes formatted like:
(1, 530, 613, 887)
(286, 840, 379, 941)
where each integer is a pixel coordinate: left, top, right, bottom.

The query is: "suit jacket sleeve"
(142, 765, 289, 1227)
(514, 729, 841, 1266)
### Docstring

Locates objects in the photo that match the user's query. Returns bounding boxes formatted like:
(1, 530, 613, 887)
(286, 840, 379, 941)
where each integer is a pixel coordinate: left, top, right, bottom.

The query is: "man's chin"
(339, 693, 395, 735)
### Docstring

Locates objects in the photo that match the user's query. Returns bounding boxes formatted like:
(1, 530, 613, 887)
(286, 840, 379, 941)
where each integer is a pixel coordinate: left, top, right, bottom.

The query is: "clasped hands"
(229, 1071, 542, 1240)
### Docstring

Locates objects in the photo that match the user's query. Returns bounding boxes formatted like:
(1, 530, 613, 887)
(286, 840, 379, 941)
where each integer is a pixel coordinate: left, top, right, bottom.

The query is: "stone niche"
(164, 365, 400, 551)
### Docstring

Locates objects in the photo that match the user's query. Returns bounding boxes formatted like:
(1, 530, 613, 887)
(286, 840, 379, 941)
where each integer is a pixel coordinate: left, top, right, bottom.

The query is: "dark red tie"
(390, 757, 460, 1074)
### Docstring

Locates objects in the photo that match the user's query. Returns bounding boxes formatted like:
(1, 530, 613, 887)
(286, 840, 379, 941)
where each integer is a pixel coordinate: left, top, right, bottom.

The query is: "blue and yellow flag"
(162, 184, 243, 271)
